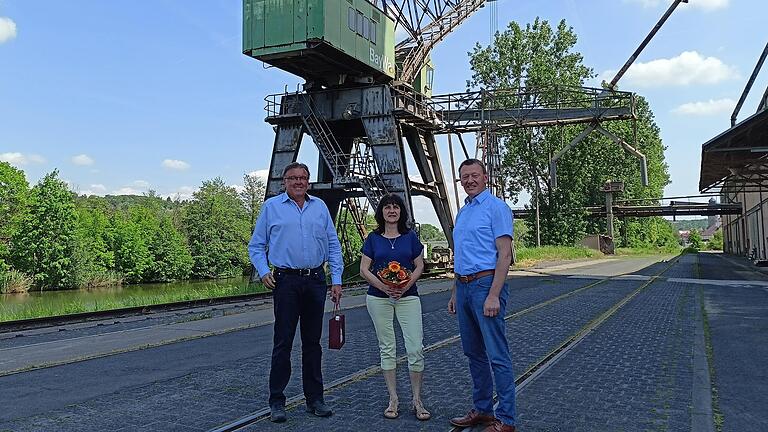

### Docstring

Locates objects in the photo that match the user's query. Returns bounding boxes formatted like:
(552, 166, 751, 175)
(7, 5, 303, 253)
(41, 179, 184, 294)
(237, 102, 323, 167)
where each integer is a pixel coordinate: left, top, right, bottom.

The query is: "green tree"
(110, 210, 153, 283)
(241, 173, 265, 229)
(466, 18, 670, 246)
(419, 224, 447, 242)
(11, 171, 78, 289)
(147, 214, 193, 281)
(689, 229, 703, 250)
(709, 228, 723, 250)
(73, 205, 116, 287)
(513, 219, 530, 248)
(0, 162, 29, 275)
(183, 178, 251, 278)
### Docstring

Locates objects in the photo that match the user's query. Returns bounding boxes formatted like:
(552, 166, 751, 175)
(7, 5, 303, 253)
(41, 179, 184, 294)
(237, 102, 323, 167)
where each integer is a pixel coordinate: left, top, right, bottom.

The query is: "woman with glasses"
(359, 193, 431, 421)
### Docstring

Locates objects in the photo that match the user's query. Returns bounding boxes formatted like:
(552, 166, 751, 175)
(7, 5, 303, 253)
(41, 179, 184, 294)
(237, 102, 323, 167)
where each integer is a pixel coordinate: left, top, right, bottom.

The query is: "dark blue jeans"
(269, 270, 328, 407)
(456, 275, 516, 426)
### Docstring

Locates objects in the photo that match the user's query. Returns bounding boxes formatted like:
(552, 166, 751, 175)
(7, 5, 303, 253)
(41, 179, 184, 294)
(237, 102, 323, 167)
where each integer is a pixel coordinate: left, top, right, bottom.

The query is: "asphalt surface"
(0, 253, 765, 432)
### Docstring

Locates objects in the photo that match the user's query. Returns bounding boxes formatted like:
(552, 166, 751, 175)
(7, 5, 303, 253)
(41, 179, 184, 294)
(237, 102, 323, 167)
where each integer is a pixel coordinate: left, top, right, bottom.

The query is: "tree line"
(0, 163, 265, 292)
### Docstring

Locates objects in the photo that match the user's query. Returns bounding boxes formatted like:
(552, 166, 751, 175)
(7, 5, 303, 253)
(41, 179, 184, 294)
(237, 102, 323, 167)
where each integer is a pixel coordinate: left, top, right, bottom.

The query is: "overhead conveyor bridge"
(428, 86, 636, 133)
(512, 202, 742, 219)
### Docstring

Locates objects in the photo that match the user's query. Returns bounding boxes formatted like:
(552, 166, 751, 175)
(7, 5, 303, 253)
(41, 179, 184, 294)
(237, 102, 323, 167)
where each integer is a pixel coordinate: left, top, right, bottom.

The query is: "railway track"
(208, 256, 681, 432)
(446, 254, 682, 432)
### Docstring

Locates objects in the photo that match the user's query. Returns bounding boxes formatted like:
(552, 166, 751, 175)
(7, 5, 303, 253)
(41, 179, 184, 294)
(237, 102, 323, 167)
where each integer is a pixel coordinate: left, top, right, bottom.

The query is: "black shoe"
(306, 400, 333, 417)
(270, 404, 287, 423)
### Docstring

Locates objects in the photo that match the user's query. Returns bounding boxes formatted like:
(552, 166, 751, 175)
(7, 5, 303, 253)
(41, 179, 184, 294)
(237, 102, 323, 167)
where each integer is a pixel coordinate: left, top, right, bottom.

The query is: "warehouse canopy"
(699, 108, 768, 191)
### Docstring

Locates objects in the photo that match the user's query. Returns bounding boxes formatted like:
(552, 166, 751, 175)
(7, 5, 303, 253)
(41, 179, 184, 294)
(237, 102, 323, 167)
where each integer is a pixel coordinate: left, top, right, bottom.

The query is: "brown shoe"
(481, 419, 516, 432)
(449, 409, 496, 427)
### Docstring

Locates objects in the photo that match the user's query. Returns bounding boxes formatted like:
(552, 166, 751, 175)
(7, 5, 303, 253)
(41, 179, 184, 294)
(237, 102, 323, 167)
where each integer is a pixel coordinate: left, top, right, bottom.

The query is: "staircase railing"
(300, 96, 349, 180)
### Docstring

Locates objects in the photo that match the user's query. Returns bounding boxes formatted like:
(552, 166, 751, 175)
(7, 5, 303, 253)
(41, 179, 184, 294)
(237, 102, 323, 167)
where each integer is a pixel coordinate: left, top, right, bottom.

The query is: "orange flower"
(396, 270, 408, 281)
(388, 262, 401, 272)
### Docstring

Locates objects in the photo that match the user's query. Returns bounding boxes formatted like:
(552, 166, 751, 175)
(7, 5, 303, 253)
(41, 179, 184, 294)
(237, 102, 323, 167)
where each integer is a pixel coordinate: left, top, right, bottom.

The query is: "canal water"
(0, 277, 259, 322)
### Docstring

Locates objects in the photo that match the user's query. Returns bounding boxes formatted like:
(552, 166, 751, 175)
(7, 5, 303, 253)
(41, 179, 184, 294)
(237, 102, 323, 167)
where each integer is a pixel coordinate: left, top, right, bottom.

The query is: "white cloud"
(0, 152, 46, 166)
(247, 169, 269, 181)
(161, 186, 196, 201)
(624, 0, 728, 11)
(672, 98, 735, 116)
(132, 180, 150, 188)
(71, 154, 94, 166)
(0, 17, 17, 44)
(79, 184, 107, 196)
(112, 187, 143, 195)
(600, 51, 738, 87)
(162, 159, 190, 171)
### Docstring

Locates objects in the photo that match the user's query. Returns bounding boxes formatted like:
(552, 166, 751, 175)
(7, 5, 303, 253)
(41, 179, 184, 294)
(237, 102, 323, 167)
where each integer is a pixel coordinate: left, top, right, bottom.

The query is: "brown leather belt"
(456, 269, 495, 284)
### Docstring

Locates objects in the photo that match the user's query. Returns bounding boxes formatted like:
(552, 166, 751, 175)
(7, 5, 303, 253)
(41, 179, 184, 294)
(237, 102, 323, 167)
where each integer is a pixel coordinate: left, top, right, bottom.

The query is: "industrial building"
(700, 100, 768, 260)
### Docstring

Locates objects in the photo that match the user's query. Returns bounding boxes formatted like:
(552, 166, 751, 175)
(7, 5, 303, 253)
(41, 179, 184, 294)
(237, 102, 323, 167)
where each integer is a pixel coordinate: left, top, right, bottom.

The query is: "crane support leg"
(362, 115, 415, 224)
(402, 125, 455, 247)
(266, 122, 304, 198)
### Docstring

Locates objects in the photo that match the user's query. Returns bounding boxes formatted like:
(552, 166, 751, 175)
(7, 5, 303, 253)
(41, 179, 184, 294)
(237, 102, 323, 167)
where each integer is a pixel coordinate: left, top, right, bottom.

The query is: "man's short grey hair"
(458, 158, 487, 175)
(282, 162, 310, 178)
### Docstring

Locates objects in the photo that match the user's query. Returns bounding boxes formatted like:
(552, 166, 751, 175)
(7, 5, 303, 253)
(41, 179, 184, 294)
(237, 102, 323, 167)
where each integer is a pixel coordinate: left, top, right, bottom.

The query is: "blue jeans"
(269, 269, 328, 407)
(456, 275, 516, 426)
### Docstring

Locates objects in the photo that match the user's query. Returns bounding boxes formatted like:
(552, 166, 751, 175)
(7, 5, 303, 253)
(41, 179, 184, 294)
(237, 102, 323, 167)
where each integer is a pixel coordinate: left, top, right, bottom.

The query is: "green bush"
(708, 229, 723, 250)
(1, 269, 33, 294)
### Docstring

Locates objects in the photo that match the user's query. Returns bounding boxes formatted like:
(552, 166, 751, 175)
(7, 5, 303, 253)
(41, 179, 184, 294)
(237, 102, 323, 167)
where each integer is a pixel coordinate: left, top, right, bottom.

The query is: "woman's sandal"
(413, 402, 431, 421)
(383, 400, 399, 419)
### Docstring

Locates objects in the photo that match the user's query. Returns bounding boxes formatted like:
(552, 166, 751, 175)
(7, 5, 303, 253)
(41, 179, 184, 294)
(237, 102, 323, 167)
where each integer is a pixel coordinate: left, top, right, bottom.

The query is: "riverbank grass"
(0, 270, 33, 294)
(514, 246, 603, 268)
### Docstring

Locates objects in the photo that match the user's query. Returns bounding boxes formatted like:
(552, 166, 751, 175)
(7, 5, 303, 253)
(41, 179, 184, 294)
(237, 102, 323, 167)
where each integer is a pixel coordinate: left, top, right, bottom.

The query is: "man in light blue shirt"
(448, 158, 516, 432)
(248, 162, 343, 423)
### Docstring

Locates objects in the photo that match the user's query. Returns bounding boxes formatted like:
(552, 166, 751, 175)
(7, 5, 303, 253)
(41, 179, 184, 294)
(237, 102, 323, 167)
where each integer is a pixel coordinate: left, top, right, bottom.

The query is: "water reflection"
(0, 277, 256, 319)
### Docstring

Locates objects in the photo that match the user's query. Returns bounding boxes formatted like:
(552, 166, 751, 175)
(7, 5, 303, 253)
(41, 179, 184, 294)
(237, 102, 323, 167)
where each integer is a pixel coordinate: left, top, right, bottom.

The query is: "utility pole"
(605, 189, 615, 239)
(534, 174, 542, 247)
(603, 181, 624, 253)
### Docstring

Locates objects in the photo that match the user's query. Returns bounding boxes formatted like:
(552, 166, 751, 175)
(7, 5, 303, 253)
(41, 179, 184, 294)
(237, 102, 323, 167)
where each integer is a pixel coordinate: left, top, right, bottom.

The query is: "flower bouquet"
(377, 261, 411, 289)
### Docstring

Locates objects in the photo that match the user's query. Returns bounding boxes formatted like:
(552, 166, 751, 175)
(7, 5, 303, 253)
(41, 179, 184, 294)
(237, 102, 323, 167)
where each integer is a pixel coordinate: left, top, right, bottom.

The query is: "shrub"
(1, 269, 33, 294)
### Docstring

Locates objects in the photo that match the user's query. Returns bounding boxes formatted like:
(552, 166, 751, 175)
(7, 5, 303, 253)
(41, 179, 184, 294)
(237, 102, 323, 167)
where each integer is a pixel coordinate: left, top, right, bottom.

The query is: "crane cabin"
(243, 0, 396, 87)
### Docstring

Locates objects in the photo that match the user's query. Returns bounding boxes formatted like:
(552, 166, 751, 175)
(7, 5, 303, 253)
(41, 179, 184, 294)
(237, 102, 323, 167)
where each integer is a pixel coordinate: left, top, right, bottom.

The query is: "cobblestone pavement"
(1, 253, 764, 432)
(516, 280, 697, 431)
(697, 253, 768, 432)
(238, 279, 647, 432)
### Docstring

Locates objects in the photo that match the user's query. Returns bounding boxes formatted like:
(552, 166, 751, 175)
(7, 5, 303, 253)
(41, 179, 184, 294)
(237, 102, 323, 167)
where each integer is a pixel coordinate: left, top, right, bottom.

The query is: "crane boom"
(378, 0, 487, 82)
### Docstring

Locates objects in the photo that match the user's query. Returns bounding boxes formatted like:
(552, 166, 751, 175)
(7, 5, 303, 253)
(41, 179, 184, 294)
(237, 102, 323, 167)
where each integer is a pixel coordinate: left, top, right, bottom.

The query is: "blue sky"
(1, 0, 766, 226)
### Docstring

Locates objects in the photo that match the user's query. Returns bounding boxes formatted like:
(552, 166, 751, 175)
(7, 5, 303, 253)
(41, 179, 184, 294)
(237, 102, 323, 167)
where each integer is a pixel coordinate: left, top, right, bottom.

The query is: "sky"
(1, 0, 766, 227)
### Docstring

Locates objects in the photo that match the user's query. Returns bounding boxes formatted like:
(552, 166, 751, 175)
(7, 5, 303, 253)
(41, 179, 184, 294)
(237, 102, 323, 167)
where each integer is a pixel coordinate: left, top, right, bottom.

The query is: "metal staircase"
(300, 98, 391, 210)
(300, 96, 349, 181)
(348, 139, 391, 210)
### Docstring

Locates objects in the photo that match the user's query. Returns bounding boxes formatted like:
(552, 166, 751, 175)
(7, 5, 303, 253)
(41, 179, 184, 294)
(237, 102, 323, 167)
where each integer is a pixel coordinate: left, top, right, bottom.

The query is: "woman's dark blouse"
(361, 230, 424, 298)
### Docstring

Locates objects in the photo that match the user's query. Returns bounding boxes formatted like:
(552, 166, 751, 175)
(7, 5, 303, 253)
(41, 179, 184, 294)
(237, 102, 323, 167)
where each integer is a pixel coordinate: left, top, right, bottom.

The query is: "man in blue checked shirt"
(448, 158, 516, 432)
(248, 161, 343, 423)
